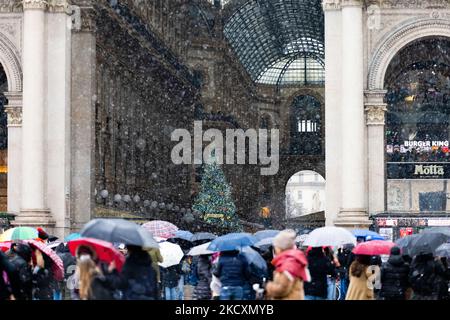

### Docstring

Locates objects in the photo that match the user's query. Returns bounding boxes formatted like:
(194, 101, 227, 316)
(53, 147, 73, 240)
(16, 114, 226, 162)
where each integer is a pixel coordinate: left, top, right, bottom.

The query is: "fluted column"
(335, 0, 371, 228)
(15, 0, 54, 226)
(323, 0, 342, 226)
(365, 90, 388, 215)
(4, 92, 22, 216)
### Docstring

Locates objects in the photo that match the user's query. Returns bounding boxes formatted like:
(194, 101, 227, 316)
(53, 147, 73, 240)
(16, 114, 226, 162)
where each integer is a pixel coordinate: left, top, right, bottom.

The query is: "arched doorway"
(385, 37, 450, 217)
(285, 170, 325, 219)
(0, 64, 7, 212)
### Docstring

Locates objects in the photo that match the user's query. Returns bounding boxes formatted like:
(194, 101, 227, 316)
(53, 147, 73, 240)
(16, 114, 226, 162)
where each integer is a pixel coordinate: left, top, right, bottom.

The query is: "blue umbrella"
(254, 237, 274, 250)
(352, 229, 385, 241)
(240, 246, 268, 280)
(172, 230, 194, 241)
(64, 233, 81, 242)
(208, 233, 257, 252)
(253, 230, 280, 241)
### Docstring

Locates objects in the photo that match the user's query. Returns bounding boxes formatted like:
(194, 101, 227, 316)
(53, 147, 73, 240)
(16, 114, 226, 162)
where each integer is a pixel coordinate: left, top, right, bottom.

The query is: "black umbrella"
(409, 232, 448, 257)
(80, 219, 159, 249)
(395, 234, 420, 256)
(423, 227, 450, 237)
(435, 243, 450, 259)
(192, 232, 217, 243)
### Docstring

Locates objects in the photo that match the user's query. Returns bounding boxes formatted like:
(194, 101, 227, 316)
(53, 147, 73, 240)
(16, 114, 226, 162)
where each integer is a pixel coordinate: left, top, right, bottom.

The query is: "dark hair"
(350, 255, 371, 277)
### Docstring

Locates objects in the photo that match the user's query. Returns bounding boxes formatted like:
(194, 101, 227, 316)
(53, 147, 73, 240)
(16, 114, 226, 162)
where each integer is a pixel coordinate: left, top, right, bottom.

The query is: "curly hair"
(350, 255, 371, 277)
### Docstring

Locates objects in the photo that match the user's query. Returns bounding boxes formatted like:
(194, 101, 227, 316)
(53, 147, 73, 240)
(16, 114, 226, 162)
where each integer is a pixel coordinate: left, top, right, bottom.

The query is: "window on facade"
(290, 95, 322, 155)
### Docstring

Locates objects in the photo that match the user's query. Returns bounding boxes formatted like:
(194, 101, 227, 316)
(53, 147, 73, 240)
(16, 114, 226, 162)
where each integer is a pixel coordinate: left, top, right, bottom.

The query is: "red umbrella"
(352, 240, 396, 256)
(68, 237, 125, 272)
(25, 239, 64, 281)
(0, 241, 11, 253)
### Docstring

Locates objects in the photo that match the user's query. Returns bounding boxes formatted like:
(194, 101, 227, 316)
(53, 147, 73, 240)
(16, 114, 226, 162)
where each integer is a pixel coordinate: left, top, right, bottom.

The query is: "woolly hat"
(272, 229, 297, 251)
(37, 227, 49, 240)
(390, 246, 401, 256)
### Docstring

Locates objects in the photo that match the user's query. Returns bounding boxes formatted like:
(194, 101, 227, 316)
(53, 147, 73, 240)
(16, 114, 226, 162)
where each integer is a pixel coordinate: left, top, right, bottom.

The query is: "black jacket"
(193, 256, 212, 300)
(32, 266, 54, 300)
(161, 264, 182, 288)
(120, 250, 157, 300)
(304, 248, 336, 298)
(379, 255, 410, 299)
(9, 254, 32, 300)
(409, 254, 447, 299)
(56, 244, 76, 280)
(213, 251, 251, 287)
(337, 250, 355, 280)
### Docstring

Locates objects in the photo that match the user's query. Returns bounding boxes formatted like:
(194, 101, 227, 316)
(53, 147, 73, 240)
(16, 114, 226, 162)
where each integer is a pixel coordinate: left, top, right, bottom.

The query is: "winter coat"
(193, 256, 212, 300)
(345, 264, 374, 300)
(9, 254, 32, 300)
(148, 249, 163, 283)
(265, 249, 308, 300)
(162, 264, 181, 288)
(409, 253, 447, 300)
(32, 266, 55, 300)
(213, 251, 252, 287)
(337, 250, 354, 280)
(304, 248, 335, 298)
(88, 272, 120, 300)
(379, 255, 410, 300)
(56, 243, 76, 280)
(120, 250, 158, 300)
(0, 251, 17, 300)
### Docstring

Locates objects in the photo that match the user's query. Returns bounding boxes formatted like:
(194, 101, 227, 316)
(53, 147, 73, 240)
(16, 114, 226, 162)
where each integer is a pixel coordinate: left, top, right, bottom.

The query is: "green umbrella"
(0, 227, 38, 242)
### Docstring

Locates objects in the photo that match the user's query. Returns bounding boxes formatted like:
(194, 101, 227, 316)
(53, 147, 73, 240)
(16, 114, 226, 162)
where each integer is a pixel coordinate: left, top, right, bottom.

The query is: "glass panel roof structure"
(224, 0, 324, 86)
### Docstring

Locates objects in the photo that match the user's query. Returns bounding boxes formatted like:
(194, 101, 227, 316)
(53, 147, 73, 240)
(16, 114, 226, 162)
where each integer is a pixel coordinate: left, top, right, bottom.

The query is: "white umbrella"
(303, 226, 356, 247)
(187, 242, 214, 256)
(295, 234, 309, 243)
(158, 241, 184, 268)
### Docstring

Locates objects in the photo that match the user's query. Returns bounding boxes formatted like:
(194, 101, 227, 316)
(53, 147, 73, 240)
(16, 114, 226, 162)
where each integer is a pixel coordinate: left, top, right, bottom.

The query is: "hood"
(128, 250, 152, 265)
(272, 249, 309, 281)
(388, 255, 405, 267)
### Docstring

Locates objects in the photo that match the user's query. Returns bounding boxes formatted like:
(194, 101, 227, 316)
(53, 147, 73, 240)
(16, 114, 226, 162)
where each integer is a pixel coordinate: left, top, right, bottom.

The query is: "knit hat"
(390, 246, 401, 256)
(272, 229, 296, 251)
(37, 227, 49, 240)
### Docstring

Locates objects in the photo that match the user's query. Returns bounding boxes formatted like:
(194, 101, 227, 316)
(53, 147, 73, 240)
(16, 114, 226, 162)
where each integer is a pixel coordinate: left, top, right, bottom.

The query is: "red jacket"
(272, 249, 309, 281)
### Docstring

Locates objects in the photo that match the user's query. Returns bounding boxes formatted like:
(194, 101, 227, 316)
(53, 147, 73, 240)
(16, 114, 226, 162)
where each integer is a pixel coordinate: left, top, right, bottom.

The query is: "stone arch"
(368, 18, 450, 90)
(0, 31, 21, 92)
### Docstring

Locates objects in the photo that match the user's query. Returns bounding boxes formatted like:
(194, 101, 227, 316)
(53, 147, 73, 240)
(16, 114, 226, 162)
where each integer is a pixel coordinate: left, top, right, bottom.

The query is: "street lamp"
(100, 189, 109, 206)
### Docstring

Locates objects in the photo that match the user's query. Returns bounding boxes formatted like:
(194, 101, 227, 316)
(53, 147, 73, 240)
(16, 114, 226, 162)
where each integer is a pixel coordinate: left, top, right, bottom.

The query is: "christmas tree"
(193, 161, 242, 231)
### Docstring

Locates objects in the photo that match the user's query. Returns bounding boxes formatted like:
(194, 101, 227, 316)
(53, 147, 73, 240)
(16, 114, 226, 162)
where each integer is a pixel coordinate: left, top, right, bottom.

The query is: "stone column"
(14, 0, 54, 227)
(323, 0, 342, 226)
(335, 0, 371, 228)
(365, 90, 387, 215)
(4, 92, 22, 216)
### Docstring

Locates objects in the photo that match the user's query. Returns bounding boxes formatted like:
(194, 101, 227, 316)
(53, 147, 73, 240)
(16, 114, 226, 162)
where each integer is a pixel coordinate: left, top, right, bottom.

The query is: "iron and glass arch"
(224, 0, 324, 86)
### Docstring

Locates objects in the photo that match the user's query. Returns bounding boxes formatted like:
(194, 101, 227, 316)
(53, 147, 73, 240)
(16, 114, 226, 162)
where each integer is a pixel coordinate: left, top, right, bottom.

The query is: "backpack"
(409, 261, 437, 295)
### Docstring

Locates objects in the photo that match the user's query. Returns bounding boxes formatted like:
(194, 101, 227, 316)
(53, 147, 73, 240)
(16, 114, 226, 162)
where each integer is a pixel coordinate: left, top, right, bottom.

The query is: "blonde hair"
(273, 229, 297, 252)
(77, 255, 99, 300)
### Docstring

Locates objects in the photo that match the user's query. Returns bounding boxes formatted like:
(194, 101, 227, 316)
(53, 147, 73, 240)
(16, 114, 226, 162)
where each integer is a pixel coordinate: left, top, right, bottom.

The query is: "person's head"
(308, 246, 325, 257)
(37, 227, 49, 242)
(12, 242, 32, 263)
(350, 255, 371, 277)
(77, 255, 99, 300)
(76, 245, 98, 263)
(390, 246, 401, 257)
(272, 229, 296, 255)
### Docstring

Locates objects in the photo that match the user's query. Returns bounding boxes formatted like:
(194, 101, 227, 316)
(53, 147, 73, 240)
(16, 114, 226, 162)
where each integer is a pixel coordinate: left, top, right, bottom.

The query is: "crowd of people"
(0, 227, 449, 301)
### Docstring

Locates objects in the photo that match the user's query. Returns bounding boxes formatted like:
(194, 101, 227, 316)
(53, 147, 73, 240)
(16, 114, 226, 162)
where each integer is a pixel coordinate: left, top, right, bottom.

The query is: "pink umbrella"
(25, 239, 64, 281)
(353, 240, 396, 256)
(0, 241, 11, 253)
(142, 220, 178, 239)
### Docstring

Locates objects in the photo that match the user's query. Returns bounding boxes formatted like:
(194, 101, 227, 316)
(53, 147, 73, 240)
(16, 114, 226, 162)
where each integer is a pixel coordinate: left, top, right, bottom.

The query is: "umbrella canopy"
(423, 227, 450, 238)
(65, 233, 82, 242)
(191, 232, 217, 243)
(158, 241, 184, 268)
(254, 237, 274, 251)
(81, 219, 159, 249)
(395, 234, 420, 256)
(351, 229, 385, 241)
(0, 227, 38, 242)
(295, 234, 309, 244)
(0, 241, 11, 253)
(303, 226, 356, 247)
(352, 240, 396, 256)
(409, 232, 449, 257)
(68, 237, 126, 272)
(187, 242, 214, 256)
(208, 233, 257, 252)
(25, 239, 64, 281)
(435, 243, 450, 259)
(253, 230, 280, 241)
(47, 241, 62, 250)
(239, 246, 268, 279)
(171, 230, 194, 242)
(142, 220, 178, 239)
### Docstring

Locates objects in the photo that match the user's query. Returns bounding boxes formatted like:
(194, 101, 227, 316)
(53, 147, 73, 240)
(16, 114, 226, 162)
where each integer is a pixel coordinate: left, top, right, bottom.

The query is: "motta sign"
(387, 162, 450, 179)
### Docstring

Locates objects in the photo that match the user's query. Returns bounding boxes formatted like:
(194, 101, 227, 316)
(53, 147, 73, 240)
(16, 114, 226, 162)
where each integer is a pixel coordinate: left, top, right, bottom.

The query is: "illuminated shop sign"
(387, 162, 450, 179)
(375, 217, 450, 227)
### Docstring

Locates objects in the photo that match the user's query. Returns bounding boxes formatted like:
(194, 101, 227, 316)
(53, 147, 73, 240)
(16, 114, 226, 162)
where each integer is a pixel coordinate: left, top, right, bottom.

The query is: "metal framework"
(224, 0, 324, 86)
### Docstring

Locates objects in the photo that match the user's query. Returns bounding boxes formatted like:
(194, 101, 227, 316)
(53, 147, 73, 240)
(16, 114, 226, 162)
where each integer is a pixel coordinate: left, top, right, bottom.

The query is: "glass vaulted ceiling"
(224, 0, 324, 86)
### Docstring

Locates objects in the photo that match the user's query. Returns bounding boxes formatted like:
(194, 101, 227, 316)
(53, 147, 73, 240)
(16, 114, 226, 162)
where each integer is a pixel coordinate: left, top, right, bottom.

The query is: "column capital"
(341, 0, 363, 8)
(365, 104, 387, 126)
(22, 0, 47, 10)
(47, 0, 69, 13)
(322, 0, 341, 11)
(5, 107, 22, 127)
